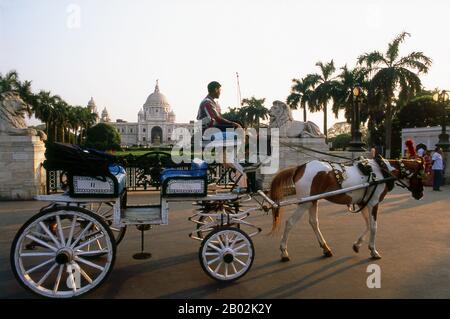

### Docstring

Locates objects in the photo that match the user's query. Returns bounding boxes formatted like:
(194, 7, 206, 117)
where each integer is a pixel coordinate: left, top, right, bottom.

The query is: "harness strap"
(347, 172, 379, 214)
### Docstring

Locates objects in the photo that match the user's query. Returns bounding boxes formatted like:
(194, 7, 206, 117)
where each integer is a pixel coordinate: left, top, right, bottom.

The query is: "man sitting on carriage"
(197, 81, 242, 133)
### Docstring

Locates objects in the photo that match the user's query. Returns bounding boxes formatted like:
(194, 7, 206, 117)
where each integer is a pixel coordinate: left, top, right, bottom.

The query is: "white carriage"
(10, 147, 273, 298)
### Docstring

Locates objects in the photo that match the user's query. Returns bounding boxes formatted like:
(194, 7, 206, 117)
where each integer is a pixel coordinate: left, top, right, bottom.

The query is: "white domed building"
(107, 81, 194, 146)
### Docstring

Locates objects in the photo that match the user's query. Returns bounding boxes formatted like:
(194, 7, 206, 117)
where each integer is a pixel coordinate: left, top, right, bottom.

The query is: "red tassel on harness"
(405, 139, 416, 158)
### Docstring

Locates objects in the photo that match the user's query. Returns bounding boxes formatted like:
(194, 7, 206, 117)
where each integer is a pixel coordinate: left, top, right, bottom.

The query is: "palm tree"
(309, 60, 339, 142)
(241, 97, 269, 129)
(332, 65, 369, 123)
(287, 75, 316, 122)
(358, 32, 432, 157)
(35, 91, 56, 136)
(0, 70, 19, 93)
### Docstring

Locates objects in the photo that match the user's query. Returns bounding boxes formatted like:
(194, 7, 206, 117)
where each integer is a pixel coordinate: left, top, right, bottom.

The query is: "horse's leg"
(368, 204, 382, 259)
(280, 203, 311, 262)
(352, 207, 369, 253)
(308, 201, 333, 257)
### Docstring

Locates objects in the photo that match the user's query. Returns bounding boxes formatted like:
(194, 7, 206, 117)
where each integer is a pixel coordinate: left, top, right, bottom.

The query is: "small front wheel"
(199, 227, 254, 282)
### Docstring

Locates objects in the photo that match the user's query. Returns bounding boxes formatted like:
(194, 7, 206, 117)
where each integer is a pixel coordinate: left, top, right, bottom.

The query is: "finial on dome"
(154, 79, 160, 93)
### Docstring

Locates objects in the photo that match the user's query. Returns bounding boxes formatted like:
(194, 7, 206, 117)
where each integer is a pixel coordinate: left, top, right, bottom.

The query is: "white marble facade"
(401, 126, 448, 153)
(104, 81, 194, 146)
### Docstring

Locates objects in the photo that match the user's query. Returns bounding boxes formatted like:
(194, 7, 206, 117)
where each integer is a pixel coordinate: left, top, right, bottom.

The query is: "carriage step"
(121, 205, 163, 225)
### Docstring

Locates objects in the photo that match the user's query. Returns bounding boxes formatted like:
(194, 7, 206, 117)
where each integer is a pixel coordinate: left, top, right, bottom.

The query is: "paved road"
(1, 187, 450, 298)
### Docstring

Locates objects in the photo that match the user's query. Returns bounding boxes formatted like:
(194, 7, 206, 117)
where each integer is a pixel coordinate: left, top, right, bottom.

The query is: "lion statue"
(269, 100, 325, 138)
(0, 92, 47, 140)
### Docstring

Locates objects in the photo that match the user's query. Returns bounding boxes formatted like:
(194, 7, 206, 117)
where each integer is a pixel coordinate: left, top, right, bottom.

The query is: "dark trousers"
(433, 169, 443, 190)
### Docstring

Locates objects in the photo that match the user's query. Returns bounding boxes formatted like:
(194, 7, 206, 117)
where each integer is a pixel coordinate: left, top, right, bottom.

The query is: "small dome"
(101, 107, 109, 116)
(88, 97, 96, 107)
(143, 80, 170, 108)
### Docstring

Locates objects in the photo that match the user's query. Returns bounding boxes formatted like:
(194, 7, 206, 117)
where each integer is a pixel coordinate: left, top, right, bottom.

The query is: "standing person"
(423, 150, 433, 186)
(196, 81, 242, 133)
(417, 144, 427, 157)
(432, 147, 444, 191)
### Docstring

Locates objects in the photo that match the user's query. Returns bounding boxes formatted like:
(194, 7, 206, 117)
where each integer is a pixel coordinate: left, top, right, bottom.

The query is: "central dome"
(143, 81, 170, 108)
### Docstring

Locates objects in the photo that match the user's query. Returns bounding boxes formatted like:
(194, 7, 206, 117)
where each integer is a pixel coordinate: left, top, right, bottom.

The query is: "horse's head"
(389, 158, 425, 200)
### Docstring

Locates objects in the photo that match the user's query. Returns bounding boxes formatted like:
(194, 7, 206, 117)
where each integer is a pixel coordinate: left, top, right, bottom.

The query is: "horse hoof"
(281, 256, 290, 262)
(323, 250, 333, 257)
(370, 254, 382, 260)
(352, 244, 359, 253)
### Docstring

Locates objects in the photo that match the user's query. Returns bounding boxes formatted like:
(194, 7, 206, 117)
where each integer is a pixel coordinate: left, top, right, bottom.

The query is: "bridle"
(387, 159, 424, 193)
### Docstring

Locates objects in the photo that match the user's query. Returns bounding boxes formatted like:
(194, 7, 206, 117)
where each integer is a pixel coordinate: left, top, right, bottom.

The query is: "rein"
(279, 141, 356, 161)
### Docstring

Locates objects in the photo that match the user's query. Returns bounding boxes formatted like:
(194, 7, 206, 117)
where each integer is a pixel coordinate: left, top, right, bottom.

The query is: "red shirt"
(196, 96, 224, 128)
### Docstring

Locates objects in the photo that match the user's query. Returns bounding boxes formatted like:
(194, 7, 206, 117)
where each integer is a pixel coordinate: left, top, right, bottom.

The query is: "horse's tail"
(269, 166, 297, 233)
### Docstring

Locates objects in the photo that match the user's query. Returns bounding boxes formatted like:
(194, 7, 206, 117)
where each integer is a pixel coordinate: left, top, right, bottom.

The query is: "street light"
(348, 86, 366, 152)
(433, 90, 450, 150)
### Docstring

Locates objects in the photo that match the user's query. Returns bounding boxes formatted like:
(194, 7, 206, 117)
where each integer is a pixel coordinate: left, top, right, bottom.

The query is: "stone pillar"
(0, 135, 46, 200)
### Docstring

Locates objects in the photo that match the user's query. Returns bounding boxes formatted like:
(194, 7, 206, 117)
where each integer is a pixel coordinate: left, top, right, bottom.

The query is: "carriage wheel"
(10, 206, 116, 298)
(199, 227, 254, 282)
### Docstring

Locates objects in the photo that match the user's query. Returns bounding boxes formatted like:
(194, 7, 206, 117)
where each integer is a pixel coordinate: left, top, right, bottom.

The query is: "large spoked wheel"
(199, 227, 254, 282)
(10, 206, 116, 298)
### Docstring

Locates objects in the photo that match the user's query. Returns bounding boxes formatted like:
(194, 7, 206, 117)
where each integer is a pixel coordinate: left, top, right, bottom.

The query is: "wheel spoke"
(207, 243, 221, 252)
(56, 215, 65, 246)
(224, 263, 229, 278)
(234, 257, 247, 267)
(25, 258, 54, 275)
(234, 243, 247, 252)
(75, 262, 93, 284)
(204, 252, 220, 256)
(76, 249, 108, 256)
(25, 234, 58, 252)
(75, 256, 105, 271)
(207, 256, 221, 265)
(70, 221, 93, 249)
(235, 252, 249, 256)
(37, 263, 58, 286)
(231, 262, 238, 274)
(74, 234, 105, 251)
(20, 251, 55, 257)
(53, 265, 64, 294)
(214, 261, 223, 274)
(66, 216, 77, 247)
(39, 222, 61, 248)
(216, 235, 225, 249)
(96, 239, 103, 250)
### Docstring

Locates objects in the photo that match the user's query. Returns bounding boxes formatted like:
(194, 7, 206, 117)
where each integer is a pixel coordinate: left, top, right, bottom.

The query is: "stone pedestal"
(257, 137, 371, 190)
(0, 135, 46, 200)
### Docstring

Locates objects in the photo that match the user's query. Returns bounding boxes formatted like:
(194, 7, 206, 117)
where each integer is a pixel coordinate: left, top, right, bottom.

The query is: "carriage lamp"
(433, 90, 450, 151)
(348, 86, 366, 152)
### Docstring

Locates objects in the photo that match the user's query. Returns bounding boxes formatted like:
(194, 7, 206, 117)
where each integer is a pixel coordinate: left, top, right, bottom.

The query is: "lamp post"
(433, 90, 450, 151)
(348, 86, 366, 152)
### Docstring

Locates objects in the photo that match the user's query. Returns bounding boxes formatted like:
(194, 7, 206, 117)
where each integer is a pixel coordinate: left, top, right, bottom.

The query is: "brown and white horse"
(269, 157, 424, 261)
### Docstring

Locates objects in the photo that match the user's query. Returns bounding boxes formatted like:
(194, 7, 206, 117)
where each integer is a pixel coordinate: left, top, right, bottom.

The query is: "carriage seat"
(160, 158, 208, 182)
(160, 158, 208, 197)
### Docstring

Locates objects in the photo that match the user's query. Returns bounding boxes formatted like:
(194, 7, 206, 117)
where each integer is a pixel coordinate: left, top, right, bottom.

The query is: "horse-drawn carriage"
(10, 140, 425, 298)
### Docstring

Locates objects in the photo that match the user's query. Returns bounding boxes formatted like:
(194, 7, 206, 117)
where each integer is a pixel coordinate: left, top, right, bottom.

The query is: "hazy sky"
(1, 0, 450, 129)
